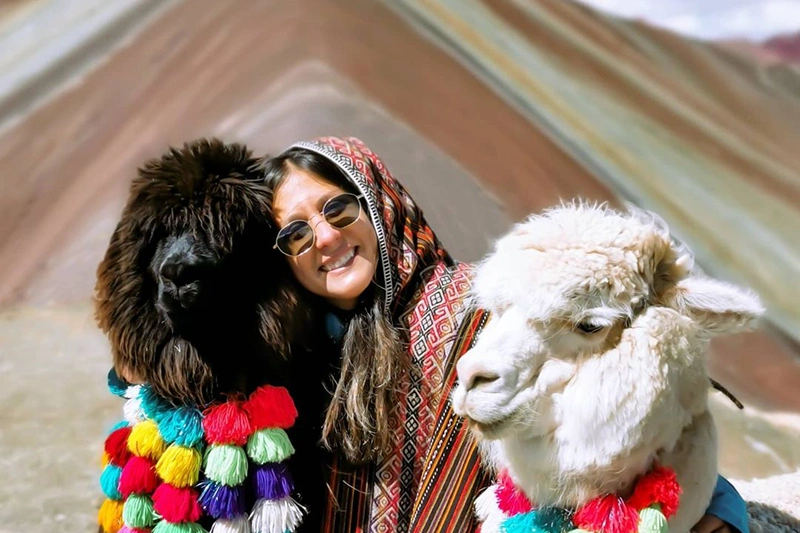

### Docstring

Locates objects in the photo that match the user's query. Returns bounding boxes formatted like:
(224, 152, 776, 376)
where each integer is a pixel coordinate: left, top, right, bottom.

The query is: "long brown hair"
(263, 148, 407, 462)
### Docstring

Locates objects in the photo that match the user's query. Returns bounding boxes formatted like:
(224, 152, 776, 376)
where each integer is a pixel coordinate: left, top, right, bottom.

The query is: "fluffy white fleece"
(452, 203, 766, 532)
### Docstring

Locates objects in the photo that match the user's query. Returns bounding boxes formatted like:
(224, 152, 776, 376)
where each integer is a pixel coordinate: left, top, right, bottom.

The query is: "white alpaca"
(452, 203, 764, 533)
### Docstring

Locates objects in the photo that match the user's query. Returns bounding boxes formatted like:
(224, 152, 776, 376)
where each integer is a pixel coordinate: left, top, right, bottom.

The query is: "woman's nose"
(313, 217, 341, 249)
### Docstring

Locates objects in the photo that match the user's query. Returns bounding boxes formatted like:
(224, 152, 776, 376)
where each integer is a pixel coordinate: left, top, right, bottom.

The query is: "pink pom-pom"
(118, 527, 150, 533)
(574, 495, 639, 533)
(244, 386, 298, 430)
(105, 427, 133, 466)
(627, 465, 682, 518)
(202, 402, 253, 445)
(119, 455, 160, 497)
(495, 470, 533, 515)
(152, 483, 202, 523)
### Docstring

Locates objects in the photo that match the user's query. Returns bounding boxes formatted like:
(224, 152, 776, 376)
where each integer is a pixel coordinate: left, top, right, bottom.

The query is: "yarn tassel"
(637, 506, 669, 533)
(119, 526, 152, 533)
(243, 386, 297, 430)
(152, 483, 203, 523)
(153, 521, 209, 533)
(98, 498, 125, 533)
(249, 496, 304, 533)
(246, 429, 294, 464)
(574, 495, 639, 533)
(119, 455, 159, 497)
(210, 515, 252, 533)
(159, 407, 205, 447)
(156, 445, 202, 488)
(139, 385, 171, 422)
(203, 403, 252, 446)
(501, 507, 572, 533)
(123, 493, 157, 528)
(252, 463, 294, 500)
(100, 464, 124, 500)
(199, 480, 247, 520)
(105, 426, 133, 466)
(495, 470, 533, 515)
(124, 385, 145, 424)
(204, 445, 249, 486)
(128, 420, 166, 460)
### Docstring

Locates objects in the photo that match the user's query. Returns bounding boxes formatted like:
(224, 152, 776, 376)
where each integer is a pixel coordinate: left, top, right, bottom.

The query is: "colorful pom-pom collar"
(98, 378, 304, 533)
(485, 465, 681, 533)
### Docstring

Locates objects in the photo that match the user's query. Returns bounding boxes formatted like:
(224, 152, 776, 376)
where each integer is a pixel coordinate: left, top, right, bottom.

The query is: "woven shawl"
(290, 137, 492, 532)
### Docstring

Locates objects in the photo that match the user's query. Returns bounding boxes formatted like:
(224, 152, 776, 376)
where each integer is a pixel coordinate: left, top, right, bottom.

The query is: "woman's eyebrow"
(279, 192, 340, 223)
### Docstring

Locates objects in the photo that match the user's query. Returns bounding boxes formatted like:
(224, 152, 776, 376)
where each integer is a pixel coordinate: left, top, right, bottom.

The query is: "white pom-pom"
(123, 388, 145, 423)
(474, 485, 506, 533)
(211, 515, 252, 533)
(250, 496, 305, 533)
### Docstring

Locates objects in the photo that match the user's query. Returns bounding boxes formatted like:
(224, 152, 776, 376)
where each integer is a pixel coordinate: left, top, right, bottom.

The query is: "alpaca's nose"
(457, 355, 500, 392)
(159, 255, 201, 288)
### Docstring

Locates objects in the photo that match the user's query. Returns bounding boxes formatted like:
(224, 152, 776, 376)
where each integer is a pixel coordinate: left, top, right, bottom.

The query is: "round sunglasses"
(273, 192, 364, 256)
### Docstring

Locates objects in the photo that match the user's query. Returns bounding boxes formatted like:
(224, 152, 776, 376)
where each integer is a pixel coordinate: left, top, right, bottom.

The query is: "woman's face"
(273, 167, 379, 310)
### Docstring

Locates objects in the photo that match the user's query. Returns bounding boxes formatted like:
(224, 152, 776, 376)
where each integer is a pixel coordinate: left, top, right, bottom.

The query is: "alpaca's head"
(453, 203, 763, 439)
(94, 139, 304, 404)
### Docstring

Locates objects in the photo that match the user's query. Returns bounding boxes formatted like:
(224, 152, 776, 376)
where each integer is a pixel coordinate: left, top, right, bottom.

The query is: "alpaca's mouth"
(465, 413, 514, 439)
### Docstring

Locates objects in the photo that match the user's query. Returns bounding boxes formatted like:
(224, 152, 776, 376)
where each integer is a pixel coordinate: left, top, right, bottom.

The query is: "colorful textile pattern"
(98, 383, 304, 533)
(479, 466, 681, 533)
(288, 137, 492, 532)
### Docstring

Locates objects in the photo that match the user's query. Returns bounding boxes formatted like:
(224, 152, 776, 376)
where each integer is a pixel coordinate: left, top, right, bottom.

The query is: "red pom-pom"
(152, 483, 202, 523)
(104, 427, 133, 466)
(244, 385, 298, 430)
(574, 495, 640, 533)
(495, 470, 533, 515)
(202, 402, 253, 445)
(118, 455, 159, 497)
(626, 465, 682, 518)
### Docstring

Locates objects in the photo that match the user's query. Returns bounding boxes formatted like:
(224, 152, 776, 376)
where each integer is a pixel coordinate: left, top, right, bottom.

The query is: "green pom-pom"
(153, 521, 208, 533)
(246, 428, 295, 464)
(122, 493, 157, 528)
(203, 444, 248, 486)
(638, 506, 668, 533)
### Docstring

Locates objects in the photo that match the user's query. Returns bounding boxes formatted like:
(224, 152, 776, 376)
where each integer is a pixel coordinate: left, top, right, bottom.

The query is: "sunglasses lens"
(276, 220, 314, 256)
(323, 194, 361, 228)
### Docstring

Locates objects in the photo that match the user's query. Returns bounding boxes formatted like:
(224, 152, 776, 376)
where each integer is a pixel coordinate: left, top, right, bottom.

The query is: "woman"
(263, 136, 748, 533)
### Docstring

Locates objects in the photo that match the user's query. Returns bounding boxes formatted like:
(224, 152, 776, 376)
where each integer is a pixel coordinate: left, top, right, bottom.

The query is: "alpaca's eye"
(575, 322, 604, 334)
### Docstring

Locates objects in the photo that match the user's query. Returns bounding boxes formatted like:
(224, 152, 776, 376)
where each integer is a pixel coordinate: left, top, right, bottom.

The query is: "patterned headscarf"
(290, 137, 453, 316)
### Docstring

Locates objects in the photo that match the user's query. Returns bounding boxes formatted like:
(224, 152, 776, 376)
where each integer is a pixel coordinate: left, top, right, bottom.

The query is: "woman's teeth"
(322, 248, 356, 272)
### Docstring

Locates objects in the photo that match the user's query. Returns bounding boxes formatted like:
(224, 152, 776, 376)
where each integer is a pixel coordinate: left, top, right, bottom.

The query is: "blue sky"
(575, 0, 800, 41)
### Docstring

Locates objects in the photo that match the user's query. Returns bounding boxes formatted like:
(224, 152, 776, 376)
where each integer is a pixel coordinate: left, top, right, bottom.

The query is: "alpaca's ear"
(667, 276, 764, 334)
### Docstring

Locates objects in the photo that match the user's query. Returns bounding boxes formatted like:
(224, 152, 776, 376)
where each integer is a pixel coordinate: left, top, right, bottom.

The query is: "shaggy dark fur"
(94, 138, 302, 405)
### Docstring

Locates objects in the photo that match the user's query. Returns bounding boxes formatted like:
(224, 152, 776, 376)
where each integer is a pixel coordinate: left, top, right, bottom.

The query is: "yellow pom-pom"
(97, 498, 124, 533)
(101, 452, 109, 468)
(155, 444, 202, 487)
(128, 420, 166, 460)
(638, 506, 669, 533)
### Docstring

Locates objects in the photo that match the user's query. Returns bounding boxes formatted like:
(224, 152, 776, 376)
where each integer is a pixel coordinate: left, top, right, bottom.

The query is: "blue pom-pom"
(100, 464, 124, 500)
(159, 406, 205, 447)
(108, 420, 130, 434)
(139, 385, 171, 422)
(107, 368, 128, 397)
(501, 507, 572, 533)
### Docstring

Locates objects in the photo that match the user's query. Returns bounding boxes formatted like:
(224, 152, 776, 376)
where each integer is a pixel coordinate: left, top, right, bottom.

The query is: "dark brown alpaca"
(94, 138, 302, 405)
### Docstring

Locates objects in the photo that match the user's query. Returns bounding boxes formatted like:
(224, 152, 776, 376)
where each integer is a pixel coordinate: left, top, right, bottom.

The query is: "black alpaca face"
(151, 230, 219, 328)
(95, 139, 301, 403)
